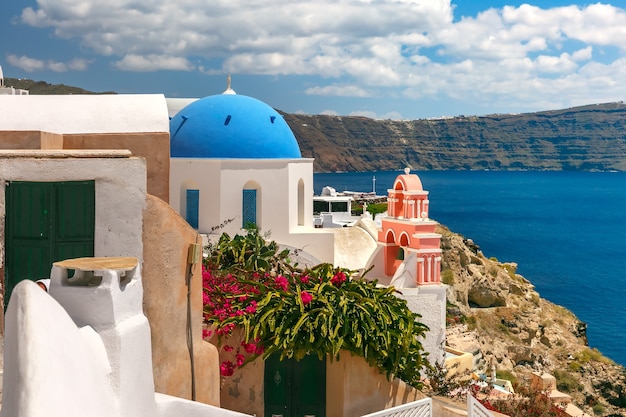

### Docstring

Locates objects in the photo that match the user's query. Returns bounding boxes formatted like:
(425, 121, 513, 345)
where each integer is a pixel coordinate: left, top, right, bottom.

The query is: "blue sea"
(314, 170, 626, 366)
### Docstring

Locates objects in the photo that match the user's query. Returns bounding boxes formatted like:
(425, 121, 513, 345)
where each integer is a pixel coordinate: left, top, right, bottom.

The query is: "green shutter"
(5, 181, 95, 305)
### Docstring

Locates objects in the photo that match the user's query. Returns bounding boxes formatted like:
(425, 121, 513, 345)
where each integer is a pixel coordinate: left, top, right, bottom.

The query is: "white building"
(168, 85, 446, 363)
(0, 66, 29, 95)
(169, 85, 335, 264)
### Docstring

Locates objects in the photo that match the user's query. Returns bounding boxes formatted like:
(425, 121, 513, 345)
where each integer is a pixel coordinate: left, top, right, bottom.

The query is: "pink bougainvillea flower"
(300, 291, 313, 305)
(242, 341, 257, 354)
(331, 271, 347, 287)
(236, 353, 245, 367)
(300, 275, 310, 284)
(245, 300, 257, 314)
(220, 360, 235, 377)
(202, 328, 212, 339)
(223, 345, 233, 352)
(275, 275, 288, 291)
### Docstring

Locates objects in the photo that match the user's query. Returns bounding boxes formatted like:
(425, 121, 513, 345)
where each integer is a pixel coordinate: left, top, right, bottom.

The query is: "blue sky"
(2, 0, 626, 119)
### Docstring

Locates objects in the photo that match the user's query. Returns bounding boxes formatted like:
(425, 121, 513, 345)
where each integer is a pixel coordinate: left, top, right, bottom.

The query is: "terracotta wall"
(64, 132, 170, 202)
(142, 194, 220, 406)
(0, 131, 170, 202)
(0, 130, 60, 149)
(220, 350, 426, 417)
(328, 352, 426, 417)
(220, 355, 265, 417)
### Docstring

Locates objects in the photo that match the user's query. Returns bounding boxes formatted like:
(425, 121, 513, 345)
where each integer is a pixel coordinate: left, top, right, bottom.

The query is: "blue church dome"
(170, 92, 301, 159)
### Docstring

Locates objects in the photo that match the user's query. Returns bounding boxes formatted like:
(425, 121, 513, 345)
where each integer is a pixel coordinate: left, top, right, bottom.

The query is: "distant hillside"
(4, 77, 115, 95)
(9, 77, 626, 172)
(283, 102, 626, 172)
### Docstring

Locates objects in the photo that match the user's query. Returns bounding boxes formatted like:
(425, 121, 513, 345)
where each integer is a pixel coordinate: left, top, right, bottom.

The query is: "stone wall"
(0, 130, 170, 202)
(142, 194, 220, 405)
(220, 350, 426, 417)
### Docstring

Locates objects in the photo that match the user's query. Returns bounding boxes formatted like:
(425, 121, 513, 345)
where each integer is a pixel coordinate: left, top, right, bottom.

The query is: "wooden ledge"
(0, 149, 132, 158)
(54, 257, 138, 271)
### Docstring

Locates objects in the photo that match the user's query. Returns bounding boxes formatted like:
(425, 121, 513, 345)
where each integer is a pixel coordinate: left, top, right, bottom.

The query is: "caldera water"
(314, 170, 626, 366)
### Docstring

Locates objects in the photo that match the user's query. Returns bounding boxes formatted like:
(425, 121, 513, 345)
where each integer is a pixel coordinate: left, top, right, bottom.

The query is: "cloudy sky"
(2, 0, 626, 119)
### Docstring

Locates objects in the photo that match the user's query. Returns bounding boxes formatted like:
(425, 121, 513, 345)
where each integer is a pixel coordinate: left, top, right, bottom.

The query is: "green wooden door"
(265, 354, 326, 417)
(5, 181, 95, 304)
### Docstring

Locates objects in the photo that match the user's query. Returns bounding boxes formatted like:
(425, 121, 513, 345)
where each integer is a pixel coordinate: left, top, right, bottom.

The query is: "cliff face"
(439, 224, 626, 416)
(284, 102, 626, 172)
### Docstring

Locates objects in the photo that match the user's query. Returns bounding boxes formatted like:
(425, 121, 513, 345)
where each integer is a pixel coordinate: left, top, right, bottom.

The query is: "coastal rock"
(439, 224, 626, 417)
(467, 281, 507, 308)
(508, 345, 535, 365)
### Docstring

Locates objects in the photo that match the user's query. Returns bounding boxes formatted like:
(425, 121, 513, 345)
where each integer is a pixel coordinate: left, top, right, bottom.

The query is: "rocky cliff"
(440, 224, 626, 416)
(284, 102, 626, 173)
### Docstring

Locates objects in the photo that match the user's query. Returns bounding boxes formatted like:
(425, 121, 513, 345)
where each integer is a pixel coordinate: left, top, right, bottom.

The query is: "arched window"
(242, 181, 262, 229)
(181, 179, 200, 229)
(242, 189, 257, 228)
(186, 189, 199, 229)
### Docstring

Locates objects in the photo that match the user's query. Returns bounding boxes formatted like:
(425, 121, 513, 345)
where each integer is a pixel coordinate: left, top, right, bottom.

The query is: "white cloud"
(306, 84, 371, 98)
(114, 55, 193, 71)
(6, 54, 90, 72)
(348, 110, 404, 120)
(7, 55, 45, 72)
(16, 0, 626, 113)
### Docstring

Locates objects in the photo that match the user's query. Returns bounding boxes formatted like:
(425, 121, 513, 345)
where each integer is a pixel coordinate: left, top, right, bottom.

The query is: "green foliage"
(205, 227, 294, 274)
(441, 268, 455, 285)
(568, 361, 582, 372)
(502, 263, 517, 279)
(366, 202, 388, 219)
(574, 348, 612, 365)
(203, 228, 430, 387)
(496, 369, 517, 384)
(423, 357, 472, 398)
(465, 315, 477, 331)
(552, 370, 581, 393)
(592, 403, 605, 415)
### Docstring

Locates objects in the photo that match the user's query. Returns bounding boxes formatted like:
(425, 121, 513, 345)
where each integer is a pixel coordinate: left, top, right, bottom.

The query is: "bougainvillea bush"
(203, 228, 430, 388)
(478, 383, 569, 417)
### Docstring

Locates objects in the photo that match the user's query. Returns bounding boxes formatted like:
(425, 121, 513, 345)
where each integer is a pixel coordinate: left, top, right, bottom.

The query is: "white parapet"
(1, 257, 253, 417)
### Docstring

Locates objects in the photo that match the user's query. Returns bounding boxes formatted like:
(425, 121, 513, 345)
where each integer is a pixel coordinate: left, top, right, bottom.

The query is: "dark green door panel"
(264, 355, 326, 417)
(265, 354, 291, 417)
(293, 354, 325, 417)
(5, 181, 95, 304)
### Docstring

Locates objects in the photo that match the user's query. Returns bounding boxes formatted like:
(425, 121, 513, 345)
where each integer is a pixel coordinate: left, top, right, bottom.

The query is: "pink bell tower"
(378, 169, 442, 286)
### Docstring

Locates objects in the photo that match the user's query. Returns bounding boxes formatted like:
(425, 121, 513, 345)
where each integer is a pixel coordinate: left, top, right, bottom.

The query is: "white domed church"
(169, 82, 445, 363)
(169, 82, 334, 264)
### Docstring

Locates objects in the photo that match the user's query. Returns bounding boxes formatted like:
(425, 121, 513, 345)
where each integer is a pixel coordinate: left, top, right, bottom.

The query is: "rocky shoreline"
(439, 224, 626, 416)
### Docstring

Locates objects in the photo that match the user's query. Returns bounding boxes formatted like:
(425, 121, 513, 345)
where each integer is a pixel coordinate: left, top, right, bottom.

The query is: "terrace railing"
(468, 395, 495, 417)
(360, 398, 432, 417)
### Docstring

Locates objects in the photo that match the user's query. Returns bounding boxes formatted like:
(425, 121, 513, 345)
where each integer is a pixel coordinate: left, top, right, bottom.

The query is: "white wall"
(0, 95, 169, 134)
(0, 152, 146, 263)
(169, 157, 335, 263)
(396, 286, 447, 364)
